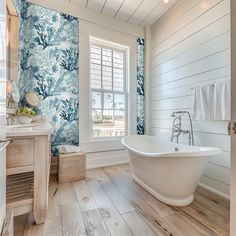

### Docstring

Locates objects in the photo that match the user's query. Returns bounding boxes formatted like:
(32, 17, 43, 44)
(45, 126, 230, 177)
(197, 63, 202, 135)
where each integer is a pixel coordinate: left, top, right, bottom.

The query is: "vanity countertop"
(6, 121, 53, 137)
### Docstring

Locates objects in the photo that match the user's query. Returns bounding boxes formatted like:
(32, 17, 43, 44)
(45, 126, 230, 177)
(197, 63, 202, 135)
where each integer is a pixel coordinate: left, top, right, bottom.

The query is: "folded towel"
(57, 145, 82, 154)
(192, 83, 214, 120)
(214, 79, 230, 120)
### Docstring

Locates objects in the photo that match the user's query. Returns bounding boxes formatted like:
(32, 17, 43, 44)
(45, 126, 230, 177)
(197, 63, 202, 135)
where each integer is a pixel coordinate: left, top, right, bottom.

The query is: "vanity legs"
(34, 136, 50, 224)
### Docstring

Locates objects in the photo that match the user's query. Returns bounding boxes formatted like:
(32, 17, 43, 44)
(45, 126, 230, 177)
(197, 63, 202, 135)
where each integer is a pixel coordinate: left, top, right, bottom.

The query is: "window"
(90, 38, 128, 138)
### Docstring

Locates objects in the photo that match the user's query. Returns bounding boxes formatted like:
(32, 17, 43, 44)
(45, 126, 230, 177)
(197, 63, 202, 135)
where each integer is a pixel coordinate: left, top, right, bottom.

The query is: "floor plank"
(82, 209, 111, 236)
(86, 169, 133, 236)
(47, 176, 60, 219)
(194, 191, 230, 221)
(180, 201, 229, 235)
(60, 203, 86, 236)
(59, 182, 77, 206)
(73, 180, 97, 212)
(162, 212, 217, 236)
(122, 211, 157, 236)
(73, 177, 111, 235)
(43, 217, 63, 236)
(92, 168, 135, 214)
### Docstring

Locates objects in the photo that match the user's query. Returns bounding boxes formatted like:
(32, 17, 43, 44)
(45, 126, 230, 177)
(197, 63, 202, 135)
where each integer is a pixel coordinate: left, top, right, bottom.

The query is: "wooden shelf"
(7, 165, 35, 175)
(6, 172, 34, 204)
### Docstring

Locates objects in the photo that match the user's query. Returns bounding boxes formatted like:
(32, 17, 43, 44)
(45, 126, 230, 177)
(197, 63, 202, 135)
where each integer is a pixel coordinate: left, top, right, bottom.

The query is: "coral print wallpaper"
(137, 38, 145, 135)
(15, 0, 79, 155)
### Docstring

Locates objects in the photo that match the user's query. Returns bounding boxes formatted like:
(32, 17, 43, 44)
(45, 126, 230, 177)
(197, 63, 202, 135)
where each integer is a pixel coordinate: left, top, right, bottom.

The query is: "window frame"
(89, 38, 129, 141)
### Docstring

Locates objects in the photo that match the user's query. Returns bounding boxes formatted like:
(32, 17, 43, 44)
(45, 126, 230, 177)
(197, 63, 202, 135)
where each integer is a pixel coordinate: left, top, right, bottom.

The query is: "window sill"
(89, 136, 125, 143)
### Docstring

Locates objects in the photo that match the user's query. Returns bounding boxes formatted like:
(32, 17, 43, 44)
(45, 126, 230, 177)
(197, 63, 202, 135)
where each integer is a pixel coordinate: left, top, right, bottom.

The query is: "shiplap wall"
(150, 0, 230, 198)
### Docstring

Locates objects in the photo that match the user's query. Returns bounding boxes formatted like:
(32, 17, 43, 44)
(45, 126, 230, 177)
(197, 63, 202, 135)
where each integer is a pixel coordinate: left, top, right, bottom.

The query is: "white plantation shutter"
(90, 40, 127, 138)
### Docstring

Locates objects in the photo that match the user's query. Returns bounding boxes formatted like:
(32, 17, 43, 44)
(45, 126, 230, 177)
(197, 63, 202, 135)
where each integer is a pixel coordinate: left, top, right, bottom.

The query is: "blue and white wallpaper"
(15, 0, 79, 155)
(137, 38, 145, 135)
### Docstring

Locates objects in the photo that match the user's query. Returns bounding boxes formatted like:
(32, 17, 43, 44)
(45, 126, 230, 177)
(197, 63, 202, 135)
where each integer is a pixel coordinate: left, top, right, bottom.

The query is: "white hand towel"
(57, 145, 82, 154)
(192, 83, 214, 120)
(214, 79, 230, 120)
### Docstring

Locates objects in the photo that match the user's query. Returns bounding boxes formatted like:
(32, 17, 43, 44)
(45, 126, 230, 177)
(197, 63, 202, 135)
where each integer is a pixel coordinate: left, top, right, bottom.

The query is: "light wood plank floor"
(14, 164, 230, 236)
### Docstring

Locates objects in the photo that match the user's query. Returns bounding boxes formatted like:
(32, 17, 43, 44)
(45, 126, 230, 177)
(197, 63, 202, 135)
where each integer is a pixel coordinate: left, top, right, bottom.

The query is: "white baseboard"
(198, 182, 230, 200)
(86, 149, 129, 169)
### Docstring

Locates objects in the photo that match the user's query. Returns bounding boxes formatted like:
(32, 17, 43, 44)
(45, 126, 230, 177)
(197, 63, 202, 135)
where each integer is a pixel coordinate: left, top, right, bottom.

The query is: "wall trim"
(86, 152, 129, 169)
(50, 151, 129, 174)
(198, 182, 230, 200)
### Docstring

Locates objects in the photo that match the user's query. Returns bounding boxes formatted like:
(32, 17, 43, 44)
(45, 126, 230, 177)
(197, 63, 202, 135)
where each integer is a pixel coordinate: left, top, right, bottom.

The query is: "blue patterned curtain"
(15, 0, 79, 155)
(137, 38, 145, 135)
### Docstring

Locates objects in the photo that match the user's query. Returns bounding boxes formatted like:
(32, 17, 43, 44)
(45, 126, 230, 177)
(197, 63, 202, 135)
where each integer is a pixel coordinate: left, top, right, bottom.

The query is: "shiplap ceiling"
(70, 0, 178, 27)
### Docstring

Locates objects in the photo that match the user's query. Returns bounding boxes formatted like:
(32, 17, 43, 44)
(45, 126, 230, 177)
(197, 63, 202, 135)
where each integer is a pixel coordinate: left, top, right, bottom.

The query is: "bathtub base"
(132, 174, 194, 207)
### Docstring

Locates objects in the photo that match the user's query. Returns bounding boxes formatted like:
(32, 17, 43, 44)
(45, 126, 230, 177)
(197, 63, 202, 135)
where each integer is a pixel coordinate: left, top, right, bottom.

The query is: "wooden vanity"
(6, 123, 53, 224)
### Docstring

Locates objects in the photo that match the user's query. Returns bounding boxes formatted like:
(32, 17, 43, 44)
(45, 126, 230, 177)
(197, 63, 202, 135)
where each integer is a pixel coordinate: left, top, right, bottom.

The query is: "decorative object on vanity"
(25, 92, 40, 107)
(59, 151, 86, 183)
(6, 80, 20, 107)
(121, 135, 222, 206)
(15, 107, 36, 124)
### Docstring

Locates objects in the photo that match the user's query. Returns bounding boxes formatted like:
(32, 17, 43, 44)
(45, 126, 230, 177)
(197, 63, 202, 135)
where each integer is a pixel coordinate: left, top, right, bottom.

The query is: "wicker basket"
(59, 152, 86, 183)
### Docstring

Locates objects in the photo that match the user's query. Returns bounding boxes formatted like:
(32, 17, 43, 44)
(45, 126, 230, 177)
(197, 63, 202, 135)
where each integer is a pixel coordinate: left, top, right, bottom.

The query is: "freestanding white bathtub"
(121, 135, 222, 206)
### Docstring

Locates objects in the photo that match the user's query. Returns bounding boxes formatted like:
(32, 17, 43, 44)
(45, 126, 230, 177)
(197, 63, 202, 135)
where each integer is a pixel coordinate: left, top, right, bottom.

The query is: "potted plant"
(16, 107, 36, 124)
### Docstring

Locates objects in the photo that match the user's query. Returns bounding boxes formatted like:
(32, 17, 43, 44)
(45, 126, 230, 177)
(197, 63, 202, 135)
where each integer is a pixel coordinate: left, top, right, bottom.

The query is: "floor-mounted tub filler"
(121, 135, 222, 206)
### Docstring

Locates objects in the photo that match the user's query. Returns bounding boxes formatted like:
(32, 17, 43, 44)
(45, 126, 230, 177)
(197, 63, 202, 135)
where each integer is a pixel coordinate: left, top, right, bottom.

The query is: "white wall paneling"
(152, 0, 229, 56)
(152, 66, 230, 97)
(151, 0, 205, 39)
(150, 0, 230, 197)
(152, 32, 230, 77)
(199, 176, 230, 198)
(152, 16, 230, 70)
(152, 49, 230, 87)
(152, 0, 224, 47)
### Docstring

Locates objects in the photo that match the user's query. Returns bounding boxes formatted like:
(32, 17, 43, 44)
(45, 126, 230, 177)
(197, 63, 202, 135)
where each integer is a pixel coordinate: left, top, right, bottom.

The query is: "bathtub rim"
(121, 135, 222, 158)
